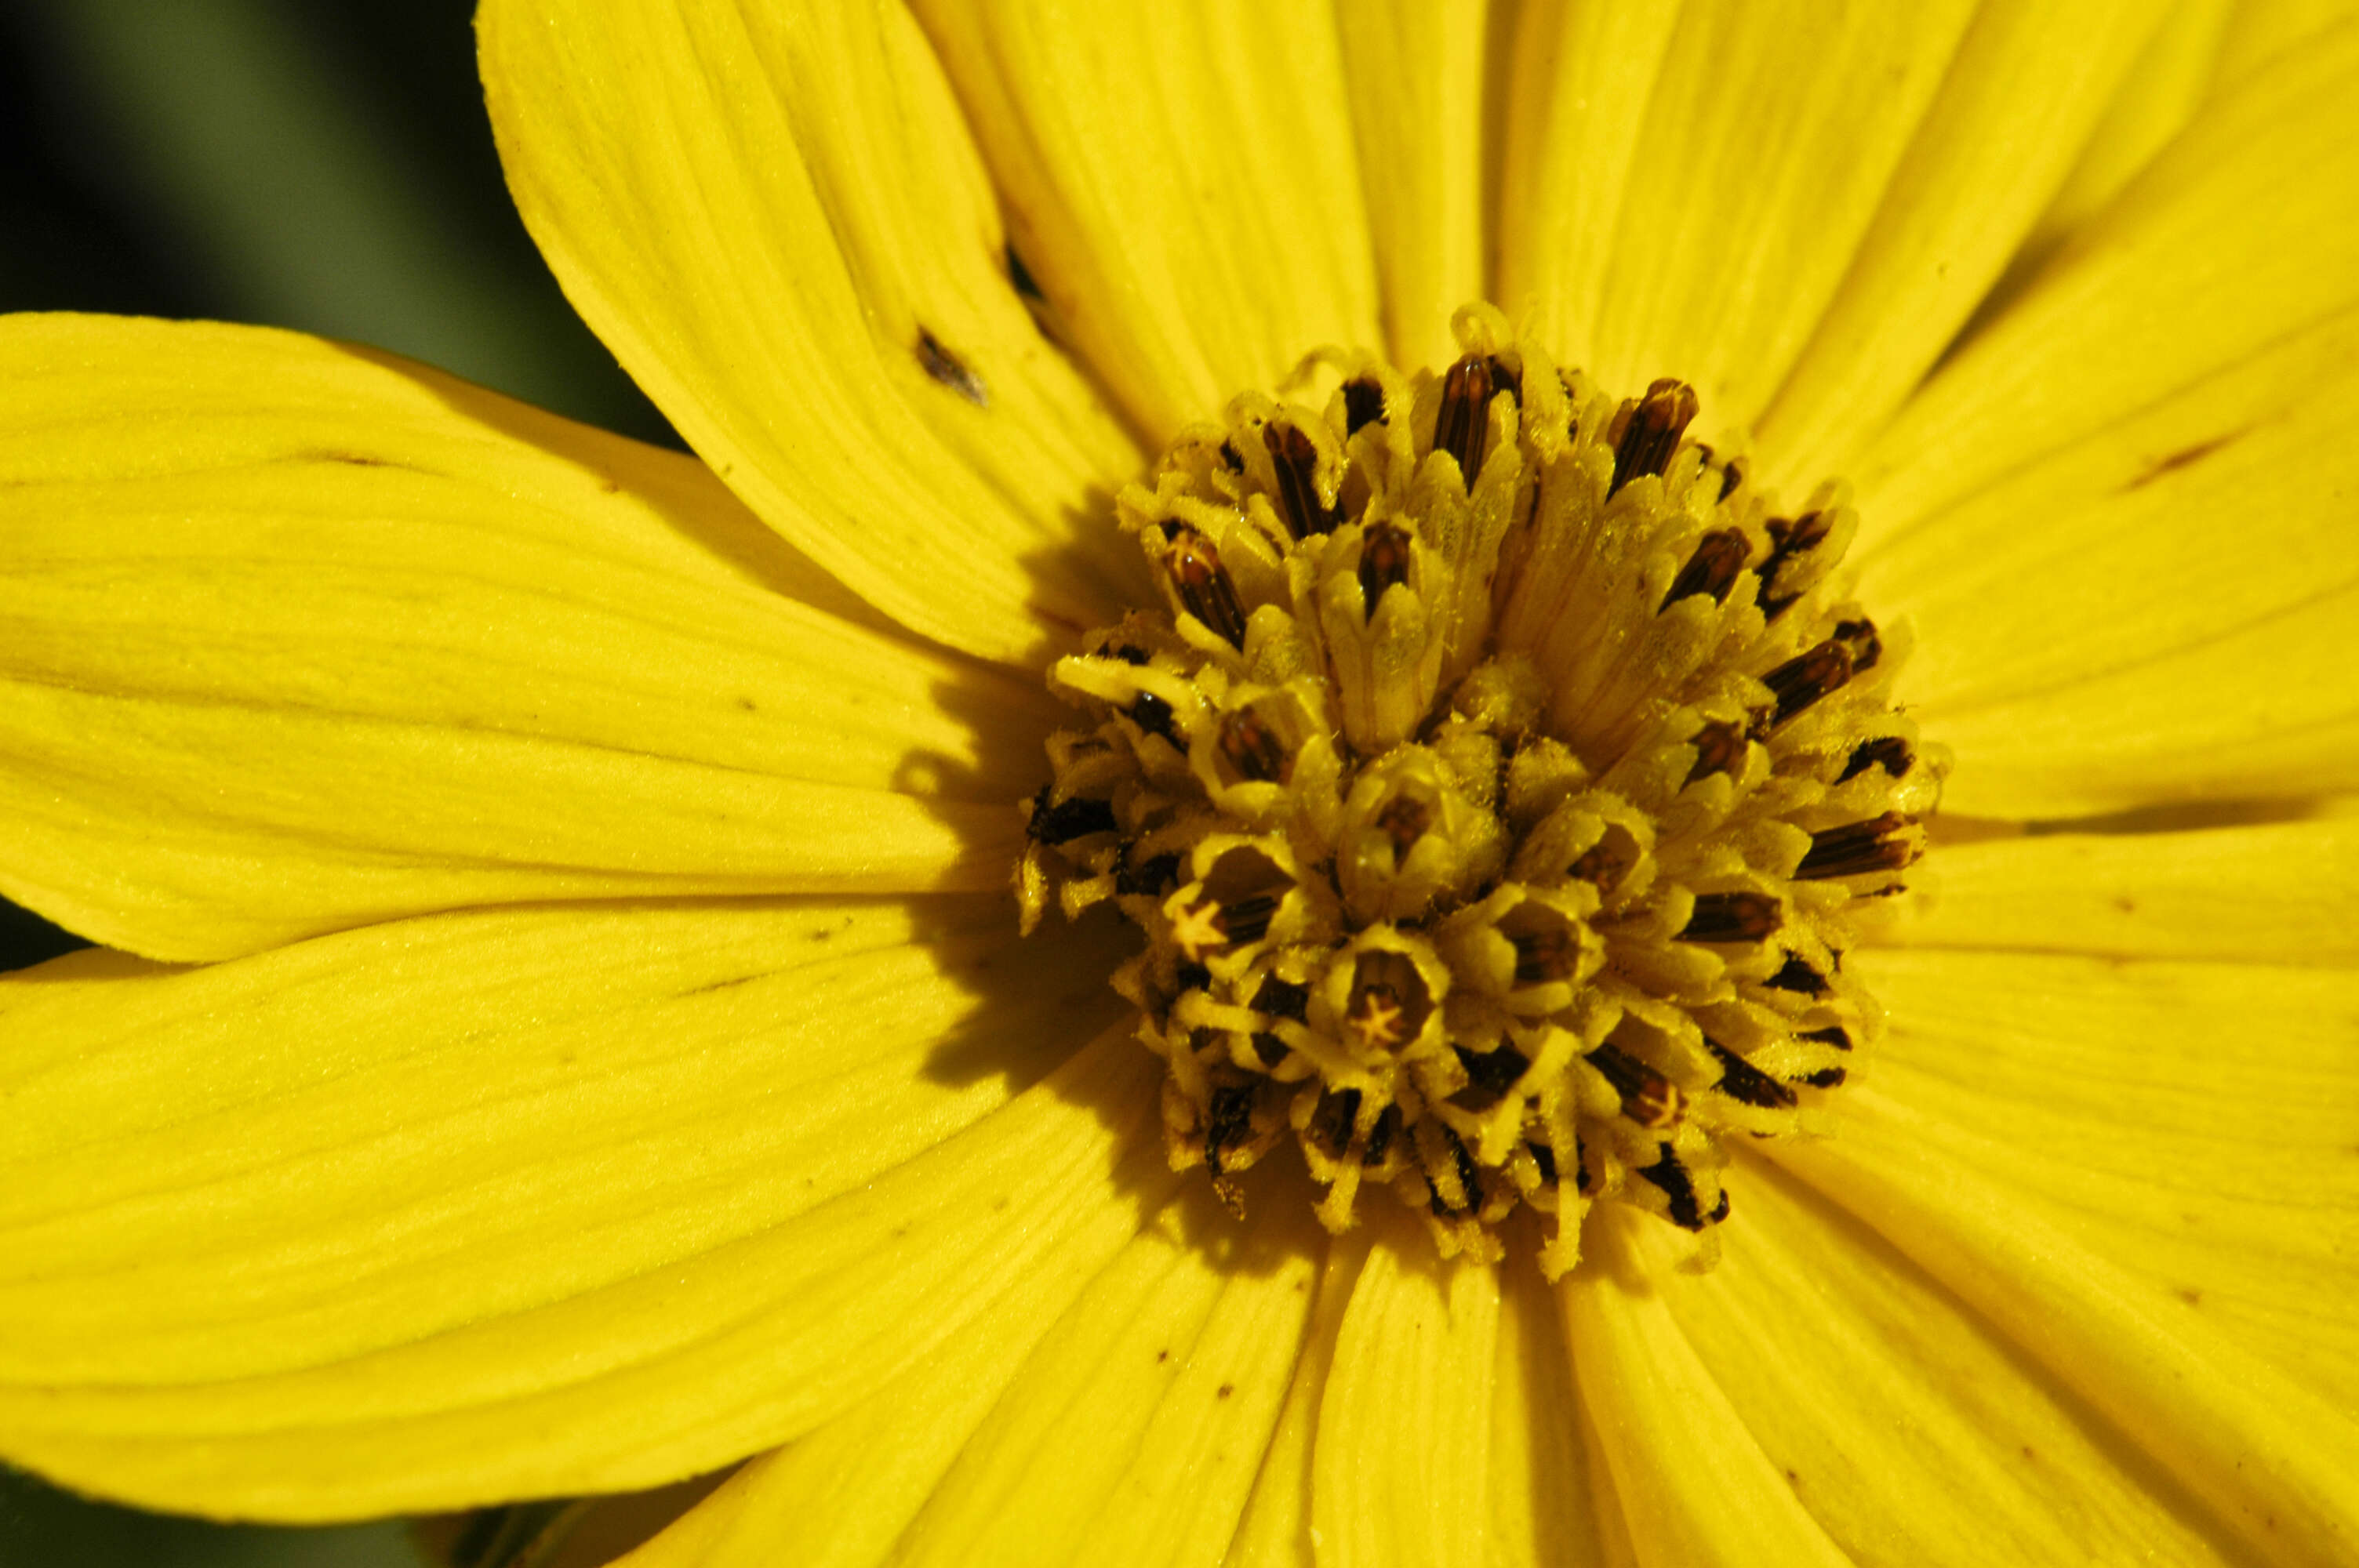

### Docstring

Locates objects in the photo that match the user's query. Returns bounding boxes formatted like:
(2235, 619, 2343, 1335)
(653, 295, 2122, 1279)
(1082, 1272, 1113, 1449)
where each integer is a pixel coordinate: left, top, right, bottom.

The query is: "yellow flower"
(4, 2, 2357, 1566)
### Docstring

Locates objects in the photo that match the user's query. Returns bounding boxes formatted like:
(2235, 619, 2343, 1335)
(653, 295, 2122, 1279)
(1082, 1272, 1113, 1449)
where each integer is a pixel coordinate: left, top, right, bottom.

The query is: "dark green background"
(2, 0, 671, 1559)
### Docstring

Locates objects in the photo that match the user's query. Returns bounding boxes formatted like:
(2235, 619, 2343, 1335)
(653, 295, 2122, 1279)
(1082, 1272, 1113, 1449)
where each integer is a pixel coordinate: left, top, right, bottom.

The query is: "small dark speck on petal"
(2126, 430, 2244, 490)
(1217, 1383, 1234, 1399)
(918, 327, 989, 406)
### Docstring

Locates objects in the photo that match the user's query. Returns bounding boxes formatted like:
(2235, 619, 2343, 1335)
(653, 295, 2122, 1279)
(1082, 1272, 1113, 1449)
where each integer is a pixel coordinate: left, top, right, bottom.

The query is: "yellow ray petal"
(1652, 1159, 2248, 1566)
(0, 900, 1161, 1519)
(1558, 1206, 1854, 1568)
(1495, 0, 1682, 376)
(0, 316, 1047, 962)
(2008, 0, 2233, 282)
(1312, 1207, 1499, 1568)
(1334, 0, 1489, 373)
(1488, 1234, 1608, 1568)
(1503, 0, 1977, 430)
(907, 0, 1381, 441)
(2213, 0, 2359, 93)
(1221, 1228, 1373, 1568)
(885, 1190, 1321, 1568)
(1860, 303, 2359, 818)
(1856, 22, 2359, 542)
(1756, 0, 2166, 490)
(1855, 946, 2359, 1417)
(1770, 952, 2359, 1563)
(476, 0, 1145, 664)
(1901, 815, 2359, 964)
(615, 1187, 1307, 1568)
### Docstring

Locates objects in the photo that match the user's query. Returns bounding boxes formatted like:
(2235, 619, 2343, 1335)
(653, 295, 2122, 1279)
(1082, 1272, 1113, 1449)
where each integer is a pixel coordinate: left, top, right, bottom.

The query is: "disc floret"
(1019, 307, 1943, 1277)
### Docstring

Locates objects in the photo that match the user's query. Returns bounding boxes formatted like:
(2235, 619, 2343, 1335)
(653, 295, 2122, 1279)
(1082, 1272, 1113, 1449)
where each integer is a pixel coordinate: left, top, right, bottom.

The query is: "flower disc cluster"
(1018, 308, 1943, 1277)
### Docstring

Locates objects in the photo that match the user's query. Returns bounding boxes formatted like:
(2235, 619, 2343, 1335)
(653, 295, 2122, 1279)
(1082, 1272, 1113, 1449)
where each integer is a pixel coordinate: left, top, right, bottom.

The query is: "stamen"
(1609, 378, 1699, 495)
(1166, 530, 1248, 648)
(1019, 309, 1939, 1275)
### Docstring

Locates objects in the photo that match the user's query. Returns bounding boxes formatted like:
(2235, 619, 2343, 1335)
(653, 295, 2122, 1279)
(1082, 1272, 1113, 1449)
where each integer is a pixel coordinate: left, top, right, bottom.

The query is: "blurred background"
(2, 0, 678, 1559)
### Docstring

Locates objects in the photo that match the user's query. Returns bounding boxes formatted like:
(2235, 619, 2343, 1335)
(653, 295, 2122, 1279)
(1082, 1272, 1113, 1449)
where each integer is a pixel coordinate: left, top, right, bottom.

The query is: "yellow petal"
(1558, 1206, 1854, 1568)
(908, 0, 1381, 441)
(1903, 815, 2359, 964)
(1856, 21, 2359, 541)
(1856, 946, 2359, 1415)
(1860, 303, 2359, 818)
(2213, 0, 2359, 93)
(1756, 0, 2167, 489)
(0, 316, 1045, 961)
(1488, 1235, 1609, 1568)
(1312, 1208, 1499, 1568)
(616, 1186, 1312, 1568)
(1221, 1228, 1374, 1567)
(2009, 0, 2234, 280)
(477, 0, 1146, 663)
(0, 899, 1159, 1519)
(1651, 1159, 2248, 1566)
(1770, 948, 2359, 1564)
(1334, 0, 1489, 373)
(1502, 0, 1978, 430)
(886, 1191, 1321, 1567)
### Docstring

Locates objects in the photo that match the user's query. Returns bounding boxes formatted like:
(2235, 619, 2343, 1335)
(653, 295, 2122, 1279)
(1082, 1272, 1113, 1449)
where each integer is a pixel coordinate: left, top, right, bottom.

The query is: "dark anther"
(1717, 455, 1746, 502)
(915, 328, 988, 406)
(1109, 644, 1150, 666)
(1116, 853, 1180, 896)
(1801, 1066, 1848, 1088)
(1838, 735, 1915, 783)
(1428, 1125, 1484, 1216)
(1266, 422, 1340, 537)
(1510, 924, 1580, 984)
(1250, 975, 1310, 1022)
(1636, 1149, 1708, 1230)
(1219, 708, 1289, 783)
(1456, 1042, 1532, 1098)
(1251, 1032, 1289, 1067)
(1436, 353, 1496, 480)
(1574, 1137, 1594, 1192)
(1590, 1044, 1684, 1129)
(1610, 378, 1700, 495)
(1205, 1083, 1256, 1176)
(1129, 691, 1181, 745)
(1795, 811, 1919, 880)
(1710, 1189, 1732, 1224)
(1488, 355, 1524, 408)
(1755, 510, 1833, 615)
(1800, 1025, 1853, 1051)
(1312, 1087, 1361, 1156)
(1167, 531, 1249, 648)
(1761, 641, 1856, 728)
(1707, 1040, 1797, 1109)
(1363, 1103, 1400, 1164)
(1217, 893, 1280, 946)
(1027, 786, 1116, 844)
(1568, 834, 1634, 890)
(1356, 521, 1414, 614)
(1662, 528, 1750, 610)
(1762, 952, 1828, 996)
(1175, 960, 1212, 993)
(1831, 617, 1882, 673)
(1375, 793, 1430, 856)
(1218, 438, 1244, 473)
(1677, 891, 1783, 943)
(1682, 719, 1747, 786)
(1342, 376, 1387, 434)
(1528, 1139, 1559, 1185)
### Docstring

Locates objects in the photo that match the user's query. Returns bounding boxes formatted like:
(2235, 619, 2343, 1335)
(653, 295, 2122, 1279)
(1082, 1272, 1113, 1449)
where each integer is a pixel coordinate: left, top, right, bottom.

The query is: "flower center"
(1017, 307, 1943, 1277)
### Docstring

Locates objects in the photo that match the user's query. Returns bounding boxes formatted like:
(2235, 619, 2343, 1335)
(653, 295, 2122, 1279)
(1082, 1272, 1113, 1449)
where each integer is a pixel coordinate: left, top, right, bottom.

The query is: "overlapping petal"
(478, 0, 1147, 663)
(1772, 946, 2359, 1565)
(907, 0, 1381, 441)
(0, 316, 1052, 962)
(1903, 814, 2359, 964)
(0, 898, 1155, 1517)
